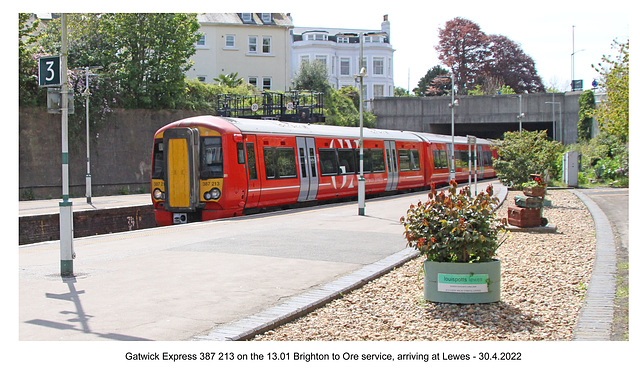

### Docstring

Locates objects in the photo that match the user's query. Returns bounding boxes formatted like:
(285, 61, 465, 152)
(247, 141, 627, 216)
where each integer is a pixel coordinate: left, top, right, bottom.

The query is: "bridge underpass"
(373, 92, 585, 144)
(428, 121, 555, 140)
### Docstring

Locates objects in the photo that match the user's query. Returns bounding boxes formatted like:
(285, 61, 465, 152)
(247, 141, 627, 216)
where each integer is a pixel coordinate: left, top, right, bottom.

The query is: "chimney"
(381, 14, 390, 43)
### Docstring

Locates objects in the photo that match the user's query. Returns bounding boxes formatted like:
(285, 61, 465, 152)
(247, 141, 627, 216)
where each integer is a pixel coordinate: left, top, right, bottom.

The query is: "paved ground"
(21, 184, 502, 341)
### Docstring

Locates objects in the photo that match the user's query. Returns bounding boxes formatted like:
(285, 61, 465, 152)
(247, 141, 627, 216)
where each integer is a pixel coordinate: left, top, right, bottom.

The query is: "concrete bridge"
(372, 92, 586, 144)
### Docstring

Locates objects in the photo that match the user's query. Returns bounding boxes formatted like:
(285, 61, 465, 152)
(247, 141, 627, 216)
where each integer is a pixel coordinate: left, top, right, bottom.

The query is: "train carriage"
(151, 116, 496, 226)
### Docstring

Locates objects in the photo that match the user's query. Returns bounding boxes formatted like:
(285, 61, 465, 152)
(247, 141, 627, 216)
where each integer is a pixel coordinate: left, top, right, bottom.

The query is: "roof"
(292, 26, 386, 37)
(197, 13, 293, 27)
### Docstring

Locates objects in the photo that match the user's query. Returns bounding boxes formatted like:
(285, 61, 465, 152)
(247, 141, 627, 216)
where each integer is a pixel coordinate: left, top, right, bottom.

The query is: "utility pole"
(357, 33, 366, 216)
(59, 13, 75, 277)
(74, 66, 102, 204)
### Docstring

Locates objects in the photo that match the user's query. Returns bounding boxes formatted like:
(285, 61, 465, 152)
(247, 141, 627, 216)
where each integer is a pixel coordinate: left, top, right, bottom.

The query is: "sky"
(286, 0, 631, 93)
(13, 0, 630, 93)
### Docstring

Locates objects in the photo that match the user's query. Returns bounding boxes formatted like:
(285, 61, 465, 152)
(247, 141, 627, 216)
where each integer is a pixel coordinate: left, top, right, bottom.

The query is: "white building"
(187, 13, 294, 91)
(290, 15, 395, 109)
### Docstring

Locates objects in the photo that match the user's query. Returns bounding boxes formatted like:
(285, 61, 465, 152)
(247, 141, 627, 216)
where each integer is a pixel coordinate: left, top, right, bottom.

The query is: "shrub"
(493, 130, 563, 188)
(400, 181, 507, 263)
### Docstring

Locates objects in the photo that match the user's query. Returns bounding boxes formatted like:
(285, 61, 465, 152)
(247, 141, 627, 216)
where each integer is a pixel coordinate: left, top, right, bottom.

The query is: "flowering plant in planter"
(401, 180, 507, 263)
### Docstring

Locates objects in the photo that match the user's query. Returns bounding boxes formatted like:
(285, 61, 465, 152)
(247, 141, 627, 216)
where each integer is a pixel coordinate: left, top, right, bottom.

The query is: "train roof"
(225, 117, 421, 141)
(161, 116, 495, 146)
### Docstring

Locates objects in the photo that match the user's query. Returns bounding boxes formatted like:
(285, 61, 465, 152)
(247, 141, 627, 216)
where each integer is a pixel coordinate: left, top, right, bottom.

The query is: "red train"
(151, 116, 497, 226)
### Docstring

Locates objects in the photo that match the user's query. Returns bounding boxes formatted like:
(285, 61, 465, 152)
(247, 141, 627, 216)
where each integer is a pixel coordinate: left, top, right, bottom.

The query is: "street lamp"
(73, 65, 102, 204)
(356, 33, 367, 216)
(511, 94, 524, 132)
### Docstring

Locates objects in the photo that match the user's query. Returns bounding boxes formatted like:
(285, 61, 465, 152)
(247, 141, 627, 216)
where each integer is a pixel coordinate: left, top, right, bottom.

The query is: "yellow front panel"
(168, 138, 190, 207)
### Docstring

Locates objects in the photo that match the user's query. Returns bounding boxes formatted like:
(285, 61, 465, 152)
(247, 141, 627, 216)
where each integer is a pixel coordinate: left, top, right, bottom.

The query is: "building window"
(261, 13, 271, 23)
(337, 36, 349, 43)
(374, 84, 384, 97)
(316, 55, 328, 69)
(300, 55, 310, 64)
(241, 13, 252, 23)
(262, 37, 272, 54)
(307, 33, 327, 41)
(263, 77, 272, 90)
(196, 34, 206, 47)
(248, 77, 258, 87)
(340, 58, 350, 76)
(373, 57, 384, 75)
(225, 35, 235, 48)
(248, 36, 257, 53)
(197, 76, 206, 83)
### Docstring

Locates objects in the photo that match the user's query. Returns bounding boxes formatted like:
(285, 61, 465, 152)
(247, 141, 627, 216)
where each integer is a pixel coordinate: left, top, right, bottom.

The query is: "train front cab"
(151, 118, 248, 226)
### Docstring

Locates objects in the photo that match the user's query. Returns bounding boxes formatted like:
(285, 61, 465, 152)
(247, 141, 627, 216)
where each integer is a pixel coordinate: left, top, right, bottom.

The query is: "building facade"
(290, 15, 395, 109)
(186, 13, 294, 91)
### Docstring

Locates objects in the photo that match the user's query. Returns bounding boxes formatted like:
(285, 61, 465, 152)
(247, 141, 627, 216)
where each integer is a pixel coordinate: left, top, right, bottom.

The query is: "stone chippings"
(252, 191, 596, 341)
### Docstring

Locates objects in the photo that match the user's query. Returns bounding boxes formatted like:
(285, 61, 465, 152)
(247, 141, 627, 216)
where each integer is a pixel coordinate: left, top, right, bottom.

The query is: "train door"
(446, 142, 456, 181)
(243, 134, 261, 208)
(163, 127, 200, 213)
(384, 140, 398, 191)
(477, 145, 485, 178)
(296, 137, 319, 202)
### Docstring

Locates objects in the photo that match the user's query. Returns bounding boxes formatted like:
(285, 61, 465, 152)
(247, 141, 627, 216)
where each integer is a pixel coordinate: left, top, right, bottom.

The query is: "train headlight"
(204, 188, 221, 200)
(153, 188, 165, 200)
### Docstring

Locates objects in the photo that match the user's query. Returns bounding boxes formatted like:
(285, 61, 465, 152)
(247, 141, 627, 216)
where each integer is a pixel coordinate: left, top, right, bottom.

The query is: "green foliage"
(179, 79, 259, 111)
(324, 86, 375, 127)
(493, 130, 563, 188)
(565, 132, 628, 185)
(213, 72, 244, 88)
(591, 39, 629, 142)
(401, 181, 507, 263)
(292, 60, 332, 95)
(19, 13, 46, 106)
(413, 65, 450, 97)
(578, 90, 595, 141)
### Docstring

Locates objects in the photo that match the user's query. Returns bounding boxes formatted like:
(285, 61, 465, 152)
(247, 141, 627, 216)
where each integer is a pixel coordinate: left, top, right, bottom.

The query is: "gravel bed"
(252, 190, 596, 341)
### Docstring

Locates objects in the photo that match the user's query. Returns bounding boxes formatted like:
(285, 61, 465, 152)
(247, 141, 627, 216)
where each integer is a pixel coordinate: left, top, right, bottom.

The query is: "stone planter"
(423, 260, 501, 304)
(523, 186, 545, 197)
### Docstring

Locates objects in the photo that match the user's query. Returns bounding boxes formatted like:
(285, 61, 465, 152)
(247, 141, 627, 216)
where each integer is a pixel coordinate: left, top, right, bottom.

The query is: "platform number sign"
(39, 56, 61, 87)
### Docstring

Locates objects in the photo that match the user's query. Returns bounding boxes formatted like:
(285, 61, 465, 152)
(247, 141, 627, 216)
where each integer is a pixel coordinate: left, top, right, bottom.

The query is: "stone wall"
(19, 108, 209, 200)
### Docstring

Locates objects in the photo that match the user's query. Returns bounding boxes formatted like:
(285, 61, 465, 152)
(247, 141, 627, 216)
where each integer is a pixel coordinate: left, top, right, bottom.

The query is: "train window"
(484, 151, 493, 166)
(309, 148, 317, 177)
(319, 149, 338, 176)
(337, 149, 356, 174)
(299, 147, 307, 178)
(246, 143, 258, 180)
(363, 149, 385, 173)
(263, 147, 297, 179)
(398, 149, 411, 171)
(201, 137, 223, 179)
(152, 139, 164, 179)
(411, 149, 421, 170)
(237, 142, 246, 164)
(432, 149, 448, 169)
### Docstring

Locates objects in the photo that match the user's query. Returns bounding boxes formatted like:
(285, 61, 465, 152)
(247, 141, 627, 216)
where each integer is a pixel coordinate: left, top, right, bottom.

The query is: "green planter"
(423, 260, 501, 304)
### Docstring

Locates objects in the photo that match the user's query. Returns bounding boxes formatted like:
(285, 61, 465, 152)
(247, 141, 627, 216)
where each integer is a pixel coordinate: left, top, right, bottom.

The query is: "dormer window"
(306, 33, 328, 41)
(241, 13, 252, 22)
(261, 13, 272, 23)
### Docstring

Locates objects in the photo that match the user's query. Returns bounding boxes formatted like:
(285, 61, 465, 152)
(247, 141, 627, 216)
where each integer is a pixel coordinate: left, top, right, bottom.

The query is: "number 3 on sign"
(38, 56, 61, 86)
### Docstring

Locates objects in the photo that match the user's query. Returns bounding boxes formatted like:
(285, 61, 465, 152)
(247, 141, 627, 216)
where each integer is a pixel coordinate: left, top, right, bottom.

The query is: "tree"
(100, 13, 200, 109)
(485, 34, 544, 93)
(213, 72, 244, 88)
(19, 13, 44, 106)
(291, 60, 331, 95)
(592, 39, 629, 142)
(578, 90, 595, 142)
(413, 65, 450, 96)
(435, 18, 545, 95)
(435, 17, 489, 94)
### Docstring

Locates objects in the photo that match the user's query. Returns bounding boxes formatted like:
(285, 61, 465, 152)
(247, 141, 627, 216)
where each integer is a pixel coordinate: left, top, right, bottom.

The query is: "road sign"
(39, 56, 61, 87)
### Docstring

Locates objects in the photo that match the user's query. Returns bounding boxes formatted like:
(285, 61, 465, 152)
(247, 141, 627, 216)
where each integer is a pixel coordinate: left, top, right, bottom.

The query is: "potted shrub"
(401, 181, 507, 303)
(522, 174, 546, 197)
